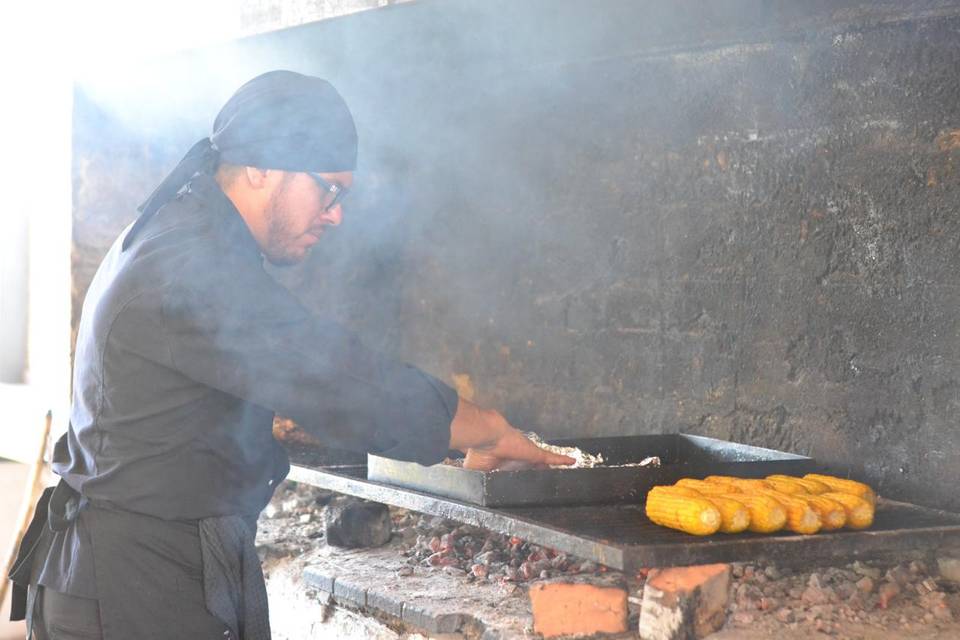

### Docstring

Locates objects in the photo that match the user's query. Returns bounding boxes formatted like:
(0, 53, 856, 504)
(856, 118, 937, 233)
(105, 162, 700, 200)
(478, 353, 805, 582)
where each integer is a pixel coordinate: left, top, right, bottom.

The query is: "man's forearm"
(448, 397, 576, 470)
(447, 396, 509, 452)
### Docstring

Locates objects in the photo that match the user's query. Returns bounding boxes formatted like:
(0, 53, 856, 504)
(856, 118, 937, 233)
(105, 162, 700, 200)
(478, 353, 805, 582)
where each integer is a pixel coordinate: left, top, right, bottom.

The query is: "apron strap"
(8, 478, 83, 623)
(8, 483, 56, 621)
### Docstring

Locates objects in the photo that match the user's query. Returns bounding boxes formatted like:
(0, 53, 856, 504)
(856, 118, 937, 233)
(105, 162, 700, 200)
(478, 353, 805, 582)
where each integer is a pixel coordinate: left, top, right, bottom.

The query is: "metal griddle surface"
(288, 460, 960, 573)
(367, 434, 818, 507)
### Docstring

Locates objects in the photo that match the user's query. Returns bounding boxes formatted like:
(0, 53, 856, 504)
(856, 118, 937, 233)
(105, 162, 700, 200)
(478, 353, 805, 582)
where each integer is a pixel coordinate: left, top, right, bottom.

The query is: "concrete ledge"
(333, 578, 368, 608)
(303, 566, 335, 593)
(304, 565, 471, 635)
(401, 602, 465, 634)
(366, 589, 403, 619)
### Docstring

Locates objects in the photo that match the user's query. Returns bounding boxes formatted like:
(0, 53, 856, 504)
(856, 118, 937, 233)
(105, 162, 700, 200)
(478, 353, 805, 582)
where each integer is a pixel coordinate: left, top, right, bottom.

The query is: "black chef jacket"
(28, 174, 458, 633)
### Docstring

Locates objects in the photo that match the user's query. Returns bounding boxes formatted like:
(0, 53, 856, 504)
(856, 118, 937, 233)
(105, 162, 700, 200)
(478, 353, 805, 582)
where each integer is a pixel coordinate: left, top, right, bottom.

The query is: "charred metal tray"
(367, 434, 816, 506)
(287, 460, 960, 572)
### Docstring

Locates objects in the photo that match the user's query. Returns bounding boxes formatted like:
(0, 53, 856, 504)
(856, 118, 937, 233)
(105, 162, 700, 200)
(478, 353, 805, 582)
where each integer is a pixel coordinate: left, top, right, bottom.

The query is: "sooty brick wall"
(388, 1, 960, 509)
(73, 0, 960, 509)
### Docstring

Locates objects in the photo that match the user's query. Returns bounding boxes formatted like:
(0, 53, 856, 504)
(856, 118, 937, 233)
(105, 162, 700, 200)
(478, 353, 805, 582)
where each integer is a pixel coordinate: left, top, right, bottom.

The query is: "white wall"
(0, 7, 72, 460)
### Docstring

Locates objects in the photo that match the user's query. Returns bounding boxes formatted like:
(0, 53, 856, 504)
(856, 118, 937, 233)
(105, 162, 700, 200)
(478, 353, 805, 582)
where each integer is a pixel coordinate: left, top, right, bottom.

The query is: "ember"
(395, 511, 605, 584)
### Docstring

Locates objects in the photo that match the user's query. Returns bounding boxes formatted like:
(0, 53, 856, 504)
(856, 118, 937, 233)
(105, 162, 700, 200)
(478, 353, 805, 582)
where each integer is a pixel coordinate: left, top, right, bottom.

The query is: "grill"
(367, 434, 817, 507)
(287, 440, 960, 572)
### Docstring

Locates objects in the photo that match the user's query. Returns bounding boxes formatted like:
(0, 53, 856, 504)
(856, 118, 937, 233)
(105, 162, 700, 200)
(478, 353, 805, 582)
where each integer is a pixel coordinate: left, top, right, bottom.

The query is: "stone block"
(937, 557, 960, 583)
(323, 496, 392, 548)
(366, 588, 403, 619)
(401, 602, 464, 634)
(528, 574, 629, 638)
(333, 577, 367, 608)
(303, 566, 335, 593)
(637, 564, 730, 640)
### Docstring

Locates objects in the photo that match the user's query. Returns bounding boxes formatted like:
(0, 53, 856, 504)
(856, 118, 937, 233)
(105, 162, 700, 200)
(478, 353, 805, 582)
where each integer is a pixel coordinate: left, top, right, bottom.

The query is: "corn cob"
(645, 486, 722, 536)
(703, 475, 739, 486)
(721, 493, 786, 533)
(661, 486, 750, 534)
(753, 489, 822, 534)
(704, 495, 751, 534)
(763, 477, 811, 495)
(794, 493, 847, 531)
(663, 486, 701, 498)
(706, 476, 773, 492)
(767, 475, 831, 494)
(675, 478, 740, 495)
(821, 491, 874, 529)
(804, 474, 876, 506)
(728, 478, 773, 492)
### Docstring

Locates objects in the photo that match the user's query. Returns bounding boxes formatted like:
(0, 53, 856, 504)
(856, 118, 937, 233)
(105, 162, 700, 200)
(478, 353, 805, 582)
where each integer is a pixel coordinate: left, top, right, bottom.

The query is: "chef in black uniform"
(9, 70, 571, 640)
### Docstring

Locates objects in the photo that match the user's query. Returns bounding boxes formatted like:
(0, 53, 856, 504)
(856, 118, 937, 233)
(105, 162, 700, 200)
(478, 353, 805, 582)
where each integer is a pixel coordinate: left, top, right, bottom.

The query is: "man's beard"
(262, 180, 304, 266)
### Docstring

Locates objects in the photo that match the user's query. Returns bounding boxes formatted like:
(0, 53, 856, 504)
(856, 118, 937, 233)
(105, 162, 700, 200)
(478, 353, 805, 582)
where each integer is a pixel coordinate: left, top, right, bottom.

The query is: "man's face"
(260, 171, 353, 266)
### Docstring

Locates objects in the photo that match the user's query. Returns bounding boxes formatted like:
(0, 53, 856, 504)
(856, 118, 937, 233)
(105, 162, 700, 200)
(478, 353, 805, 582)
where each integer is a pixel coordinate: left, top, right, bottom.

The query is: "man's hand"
(448, 397, 575, 471)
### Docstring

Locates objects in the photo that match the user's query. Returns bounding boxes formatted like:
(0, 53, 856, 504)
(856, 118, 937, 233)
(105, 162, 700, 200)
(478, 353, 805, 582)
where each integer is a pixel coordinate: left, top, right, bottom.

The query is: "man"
(9, 70, 571, 639)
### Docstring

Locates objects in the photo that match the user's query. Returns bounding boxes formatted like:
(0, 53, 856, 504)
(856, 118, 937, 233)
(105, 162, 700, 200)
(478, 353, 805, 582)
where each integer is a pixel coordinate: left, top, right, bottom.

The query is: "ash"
(395, 512, 610, 584)
(722, 558, 960, 638)
(255, 481, 615, 586)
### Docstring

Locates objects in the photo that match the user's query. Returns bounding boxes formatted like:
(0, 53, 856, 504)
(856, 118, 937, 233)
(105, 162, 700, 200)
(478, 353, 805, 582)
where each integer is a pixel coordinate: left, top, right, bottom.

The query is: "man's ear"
(243, 166, 271, 189)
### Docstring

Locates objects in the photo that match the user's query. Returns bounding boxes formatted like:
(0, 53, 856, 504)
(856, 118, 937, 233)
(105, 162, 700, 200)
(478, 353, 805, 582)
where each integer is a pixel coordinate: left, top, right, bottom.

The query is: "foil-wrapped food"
(524, 433, 660, 469)
(523, 432, 605, 468)
(274, 417, 662, 471)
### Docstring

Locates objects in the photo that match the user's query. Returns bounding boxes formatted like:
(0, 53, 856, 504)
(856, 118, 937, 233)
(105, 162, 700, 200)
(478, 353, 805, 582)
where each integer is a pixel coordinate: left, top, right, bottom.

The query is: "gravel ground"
(257, 481, 960, 639)
(721, 557, 959, 639)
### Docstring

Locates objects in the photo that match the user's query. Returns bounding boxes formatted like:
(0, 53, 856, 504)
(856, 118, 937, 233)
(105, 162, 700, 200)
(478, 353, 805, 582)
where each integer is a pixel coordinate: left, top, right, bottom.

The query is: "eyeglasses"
(306, 172, 349, 212)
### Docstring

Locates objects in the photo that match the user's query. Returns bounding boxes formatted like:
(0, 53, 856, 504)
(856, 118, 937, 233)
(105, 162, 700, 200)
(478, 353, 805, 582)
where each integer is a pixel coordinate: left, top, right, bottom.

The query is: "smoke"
(71, 1, 651, 431)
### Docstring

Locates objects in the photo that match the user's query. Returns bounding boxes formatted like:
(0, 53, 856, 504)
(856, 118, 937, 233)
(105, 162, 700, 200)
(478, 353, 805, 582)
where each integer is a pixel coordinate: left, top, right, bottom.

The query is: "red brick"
(528, 575, 628, 638)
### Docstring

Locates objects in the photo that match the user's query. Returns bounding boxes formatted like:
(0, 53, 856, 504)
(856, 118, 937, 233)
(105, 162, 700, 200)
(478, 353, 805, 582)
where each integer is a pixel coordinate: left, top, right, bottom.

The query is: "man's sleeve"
(160, 256, 458, 466)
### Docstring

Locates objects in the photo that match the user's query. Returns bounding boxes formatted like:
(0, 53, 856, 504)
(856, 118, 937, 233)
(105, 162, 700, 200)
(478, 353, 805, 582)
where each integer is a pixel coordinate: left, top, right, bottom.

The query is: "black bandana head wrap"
(124, 70, 358, 250)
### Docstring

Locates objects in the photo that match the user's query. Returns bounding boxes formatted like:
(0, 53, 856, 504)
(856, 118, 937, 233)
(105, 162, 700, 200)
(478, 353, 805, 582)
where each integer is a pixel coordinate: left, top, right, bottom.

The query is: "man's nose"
(321, 204, 342, 226)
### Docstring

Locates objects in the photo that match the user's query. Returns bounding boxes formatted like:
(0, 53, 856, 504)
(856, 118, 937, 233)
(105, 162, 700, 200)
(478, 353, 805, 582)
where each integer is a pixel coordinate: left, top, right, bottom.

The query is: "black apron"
(8, 479, 81, 635)
(8, 480, 269, 640)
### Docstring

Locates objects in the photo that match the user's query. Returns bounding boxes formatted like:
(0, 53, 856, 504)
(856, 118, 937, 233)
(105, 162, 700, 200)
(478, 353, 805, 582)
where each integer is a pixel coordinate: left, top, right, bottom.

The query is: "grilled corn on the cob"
(729, 478, 774, 492)
(821, 491, 874, 529)
(675, 478, 740, 495)
(721, 493, 786, 533)
(804, 474, 876, 506)
(763, 477, 811, 495)
(766, 475, 831, 494)
(794, 493, 847, 530)
(705, 476, 772, 491)
(703, 475, 739, 486)
(670, 474, 874, 533)
(664, 486, 751, 534)
(704, 494, 751, 534)
(645, 486, 722, 536)
(754, 489, 822, 534)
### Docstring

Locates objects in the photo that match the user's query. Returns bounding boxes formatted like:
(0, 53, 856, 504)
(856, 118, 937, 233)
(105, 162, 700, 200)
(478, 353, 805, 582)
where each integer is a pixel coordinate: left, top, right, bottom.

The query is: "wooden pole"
(0, 410, 52, 608)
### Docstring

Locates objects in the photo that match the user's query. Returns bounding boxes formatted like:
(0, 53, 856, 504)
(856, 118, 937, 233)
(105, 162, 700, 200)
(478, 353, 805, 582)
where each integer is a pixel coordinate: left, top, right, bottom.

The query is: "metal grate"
(503, 500, 956, 544)
(288, 459, 960, 572)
